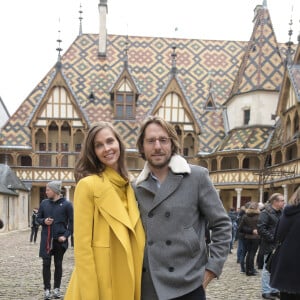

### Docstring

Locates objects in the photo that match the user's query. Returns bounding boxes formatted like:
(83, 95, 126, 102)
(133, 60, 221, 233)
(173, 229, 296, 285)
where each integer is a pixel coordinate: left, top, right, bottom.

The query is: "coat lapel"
(93, 174, 134, 231)
(151, 171, 184, 210)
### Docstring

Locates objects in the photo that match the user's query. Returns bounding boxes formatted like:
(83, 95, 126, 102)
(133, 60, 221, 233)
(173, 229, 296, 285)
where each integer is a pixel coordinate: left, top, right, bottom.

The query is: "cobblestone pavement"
(0, 229, 264, 299)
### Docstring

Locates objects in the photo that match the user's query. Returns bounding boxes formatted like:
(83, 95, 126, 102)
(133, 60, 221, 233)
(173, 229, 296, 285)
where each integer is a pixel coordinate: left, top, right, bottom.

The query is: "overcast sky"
(0, 0, 299, 115)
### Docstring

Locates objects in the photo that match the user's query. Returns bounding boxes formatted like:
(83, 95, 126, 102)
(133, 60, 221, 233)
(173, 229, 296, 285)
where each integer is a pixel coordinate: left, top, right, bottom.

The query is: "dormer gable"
(150, 75, 202, 157)
(204, 81, 217, 110)
(152, 76, 201, 135)
(28, 69, 88, 129)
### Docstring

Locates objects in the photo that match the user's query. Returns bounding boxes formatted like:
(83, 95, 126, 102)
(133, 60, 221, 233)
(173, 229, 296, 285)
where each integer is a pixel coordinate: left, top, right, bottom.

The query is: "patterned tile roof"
(0, 5, 291, 154)
(215, 126, 274, 152)
(228, 6, 285, 100)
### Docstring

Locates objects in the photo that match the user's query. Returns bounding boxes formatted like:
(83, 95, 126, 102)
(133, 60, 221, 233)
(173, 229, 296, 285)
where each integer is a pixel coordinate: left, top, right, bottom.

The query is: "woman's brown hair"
(74, 122, 128, 182)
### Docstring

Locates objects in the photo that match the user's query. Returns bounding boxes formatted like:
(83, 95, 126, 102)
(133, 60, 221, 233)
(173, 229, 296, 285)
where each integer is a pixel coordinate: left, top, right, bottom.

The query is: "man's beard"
(148, 154, 171, 169)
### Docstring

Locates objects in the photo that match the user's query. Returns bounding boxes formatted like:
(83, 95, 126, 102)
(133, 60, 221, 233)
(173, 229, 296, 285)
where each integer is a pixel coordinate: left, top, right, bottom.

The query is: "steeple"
(228, 4, 284, 98)
(98, 0, 107, 57)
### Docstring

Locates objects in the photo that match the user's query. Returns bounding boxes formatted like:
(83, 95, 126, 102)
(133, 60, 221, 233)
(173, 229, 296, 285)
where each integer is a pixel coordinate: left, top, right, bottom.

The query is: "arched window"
(19, 156, 32, 166)
(294, 112, 299, 135)
(274, 151, 282, 164)
(286, 116, 292, 140)
(221, 157, 238, 170)
(211, 159, 217, 171)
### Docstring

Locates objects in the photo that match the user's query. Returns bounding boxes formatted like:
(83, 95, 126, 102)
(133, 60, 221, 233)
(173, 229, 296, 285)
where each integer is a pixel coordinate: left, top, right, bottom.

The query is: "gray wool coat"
(134, 155, 232, 300)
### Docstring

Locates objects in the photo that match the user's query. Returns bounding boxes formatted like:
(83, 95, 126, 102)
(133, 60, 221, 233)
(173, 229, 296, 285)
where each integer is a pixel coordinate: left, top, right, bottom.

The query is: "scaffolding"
(255, 165, 297, 195)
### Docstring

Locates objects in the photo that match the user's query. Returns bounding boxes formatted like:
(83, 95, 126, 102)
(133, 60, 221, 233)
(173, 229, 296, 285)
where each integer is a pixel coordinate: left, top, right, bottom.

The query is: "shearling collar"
(135, 154, 191, 185)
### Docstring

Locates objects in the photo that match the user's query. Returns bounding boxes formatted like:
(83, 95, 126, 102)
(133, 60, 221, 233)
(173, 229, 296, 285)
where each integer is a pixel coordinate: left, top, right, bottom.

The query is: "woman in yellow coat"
(65, 122, 145, 300)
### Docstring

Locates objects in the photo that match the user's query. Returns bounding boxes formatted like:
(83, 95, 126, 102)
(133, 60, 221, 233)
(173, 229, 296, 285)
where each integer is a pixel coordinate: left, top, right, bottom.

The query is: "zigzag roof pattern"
(228, 6, 285, 100)
(0, 29, 289, 153)
(216, 126, 274, 152)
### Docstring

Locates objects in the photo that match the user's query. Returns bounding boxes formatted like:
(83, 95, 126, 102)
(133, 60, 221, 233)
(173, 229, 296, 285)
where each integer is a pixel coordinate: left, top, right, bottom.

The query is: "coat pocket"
(184, 227, 201, 257)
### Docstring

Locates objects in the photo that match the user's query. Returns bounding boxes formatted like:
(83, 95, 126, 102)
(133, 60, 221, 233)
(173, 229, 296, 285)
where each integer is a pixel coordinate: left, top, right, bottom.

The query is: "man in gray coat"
(134, 116, 232, 300)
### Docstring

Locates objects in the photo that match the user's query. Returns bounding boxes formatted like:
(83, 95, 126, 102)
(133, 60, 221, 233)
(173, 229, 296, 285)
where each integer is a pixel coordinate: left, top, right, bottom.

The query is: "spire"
(56, 22, 63, 70)
(171, 45, 177, 75)
(286, 16, 294, 65)
(79, 3, 83, 36)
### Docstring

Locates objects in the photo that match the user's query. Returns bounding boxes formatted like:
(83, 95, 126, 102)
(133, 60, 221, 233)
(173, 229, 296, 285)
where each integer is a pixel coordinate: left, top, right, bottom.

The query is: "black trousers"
(171, 286, 206, 300)
(30, 226, 39, 243)
(42, 240, 66, 290)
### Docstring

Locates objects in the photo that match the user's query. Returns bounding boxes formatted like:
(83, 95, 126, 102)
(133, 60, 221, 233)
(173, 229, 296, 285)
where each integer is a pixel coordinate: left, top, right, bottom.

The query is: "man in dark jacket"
(37, 181, 73, 300)
(257, 193, 284, 300)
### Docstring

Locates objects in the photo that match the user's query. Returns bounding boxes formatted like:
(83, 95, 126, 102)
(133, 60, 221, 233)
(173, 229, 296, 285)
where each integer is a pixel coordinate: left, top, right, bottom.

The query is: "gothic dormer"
(27, 36, 89, 159)
(148, 46, 202, 156)
(109, 40, 140, 119)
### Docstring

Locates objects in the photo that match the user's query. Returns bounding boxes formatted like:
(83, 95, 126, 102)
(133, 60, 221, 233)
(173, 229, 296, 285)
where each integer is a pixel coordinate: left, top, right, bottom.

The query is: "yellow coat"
(65, 168, 145, 300)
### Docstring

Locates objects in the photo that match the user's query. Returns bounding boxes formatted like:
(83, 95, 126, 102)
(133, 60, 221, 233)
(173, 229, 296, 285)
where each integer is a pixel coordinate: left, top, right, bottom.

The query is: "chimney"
(98, 0, 107, 57)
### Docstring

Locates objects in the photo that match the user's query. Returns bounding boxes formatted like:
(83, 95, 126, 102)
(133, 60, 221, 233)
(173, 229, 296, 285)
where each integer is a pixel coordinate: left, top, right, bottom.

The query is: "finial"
(285, 6, 294, 65)
(171, 45, 177, 74)
(56, 19, 63, 68)
(124, 36, 129, 68)
(79, 3, 83, 36)
(263, 0, 267, 8)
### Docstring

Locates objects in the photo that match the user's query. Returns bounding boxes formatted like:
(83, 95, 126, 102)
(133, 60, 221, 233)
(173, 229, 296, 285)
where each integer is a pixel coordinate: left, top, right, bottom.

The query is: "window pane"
(117, 94, 123, 103)
(126, 106, 133, 118)
(116, 105, 123, 118)
(126, 94, 133, 104)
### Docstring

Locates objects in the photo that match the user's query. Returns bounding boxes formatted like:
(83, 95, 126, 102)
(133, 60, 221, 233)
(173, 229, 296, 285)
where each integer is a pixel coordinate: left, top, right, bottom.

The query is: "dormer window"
(116, 91, 134, 119)
(113, 77, 136, 119)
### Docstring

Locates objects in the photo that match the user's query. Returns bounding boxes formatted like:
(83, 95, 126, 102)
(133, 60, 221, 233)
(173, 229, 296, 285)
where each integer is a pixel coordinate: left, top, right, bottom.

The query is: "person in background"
(236, 205, 246, 268)
(134, 116, 231, 300)
(257, 193, 284, 300)
(270, 187, 300, 300)
(64, 122, 145, 300)
(37, 181, 73, 300)
(256, 202, 265, 270)
(30, 208, 40, 244)
(238, 201, 260, 276)
(228, 207, 238, 253)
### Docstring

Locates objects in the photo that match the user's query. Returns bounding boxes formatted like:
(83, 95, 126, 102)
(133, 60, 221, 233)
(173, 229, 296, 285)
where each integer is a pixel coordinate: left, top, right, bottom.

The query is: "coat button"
(166, 240, 172, 245)
(165, 212, 170, 217)
(168, 267, 174, 272)
(148, 240, 153, 246)
(148, 212, 154, 218)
